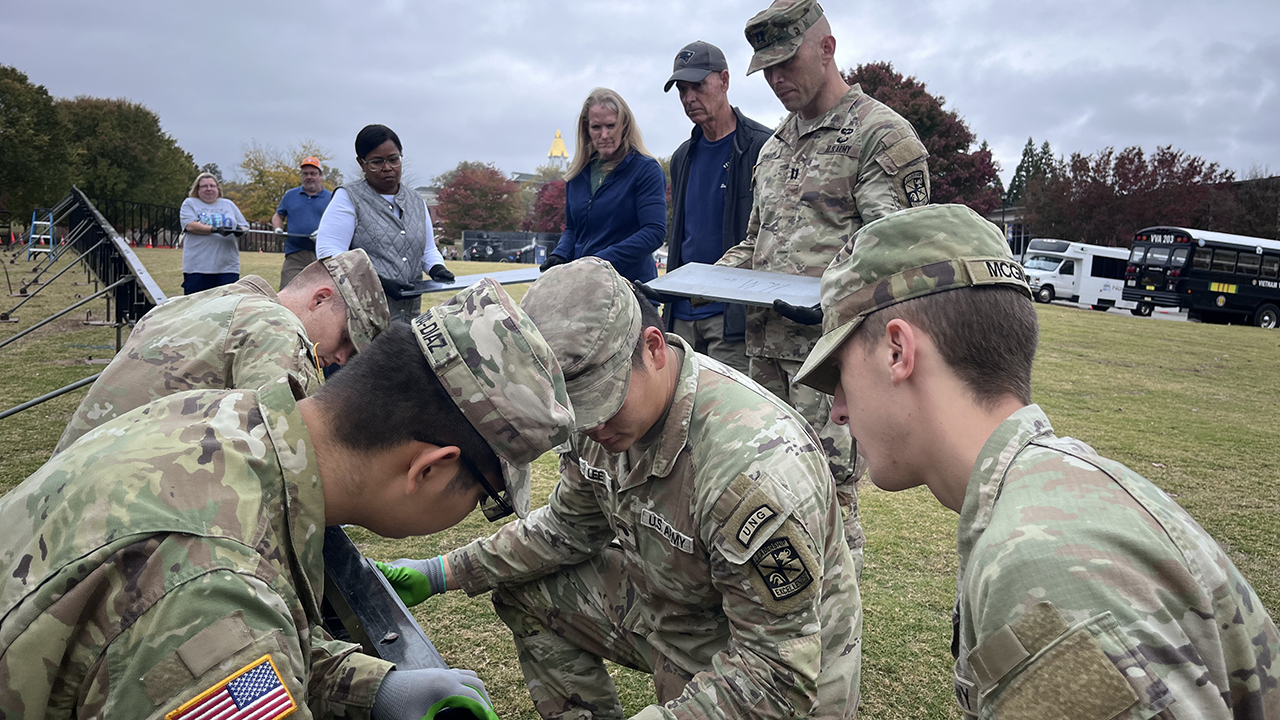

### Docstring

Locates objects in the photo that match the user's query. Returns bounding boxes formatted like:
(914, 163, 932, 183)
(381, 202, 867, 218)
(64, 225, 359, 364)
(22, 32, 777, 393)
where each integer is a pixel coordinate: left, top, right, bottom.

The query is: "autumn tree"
(1233, 167, 1280, 240)
(1023, 145, 1237, 244)
(0, 65, 72, 221)
(58, 96, 196, 207)
(223, 140, 341, 222)
(433, 162, 523, 241)
(843, 62, 1001, 215)
(523, 180, 566, 233)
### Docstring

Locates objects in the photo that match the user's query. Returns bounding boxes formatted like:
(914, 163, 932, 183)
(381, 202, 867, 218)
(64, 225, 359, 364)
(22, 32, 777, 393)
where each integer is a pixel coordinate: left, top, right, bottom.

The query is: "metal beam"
(321, 526, 448, 670)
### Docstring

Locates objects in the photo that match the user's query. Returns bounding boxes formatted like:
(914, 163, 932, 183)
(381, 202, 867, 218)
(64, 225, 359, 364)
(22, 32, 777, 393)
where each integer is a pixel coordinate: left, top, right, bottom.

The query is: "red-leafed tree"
(433, 162, 523, 241)
(523, 179, 566, 232)
(1024, 145, 1238, 245)
(843, 62, 1002, 215)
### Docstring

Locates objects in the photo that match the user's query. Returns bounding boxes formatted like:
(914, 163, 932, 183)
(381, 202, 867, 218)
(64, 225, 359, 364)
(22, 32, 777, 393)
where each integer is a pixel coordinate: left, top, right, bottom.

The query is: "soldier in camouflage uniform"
(382, 257, 862, 720)
(0, 279, 575, 720)
(716, 0, 930, 568)
(793, 204, 1280, 718)
(53, 249, 391, 455)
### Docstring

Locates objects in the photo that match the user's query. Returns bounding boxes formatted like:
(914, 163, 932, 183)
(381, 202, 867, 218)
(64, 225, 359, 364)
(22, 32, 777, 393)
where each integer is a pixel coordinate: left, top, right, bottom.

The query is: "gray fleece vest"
(344, 178, 428, 286)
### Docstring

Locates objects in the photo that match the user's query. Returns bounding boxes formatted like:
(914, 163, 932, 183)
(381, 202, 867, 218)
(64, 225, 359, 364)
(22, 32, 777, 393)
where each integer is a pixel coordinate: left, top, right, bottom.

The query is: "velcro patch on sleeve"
(166, 654, 297, 720)
(715, 473, 793, 561)
(988, 627, 1138, 720)
(882, 136, 928, 173)
(747, 522, 819, 616)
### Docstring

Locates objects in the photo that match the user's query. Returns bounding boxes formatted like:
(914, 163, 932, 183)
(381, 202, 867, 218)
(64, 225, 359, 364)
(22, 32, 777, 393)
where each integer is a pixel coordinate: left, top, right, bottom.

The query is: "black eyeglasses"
(361, 154, 403, 170)
(461, 454, 514, 521)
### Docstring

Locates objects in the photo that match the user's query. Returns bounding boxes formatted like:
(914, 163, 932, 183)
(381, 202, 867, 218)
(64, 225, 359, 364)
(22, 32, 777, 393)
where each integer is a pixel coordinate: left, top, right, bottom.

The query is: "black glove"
(773, 298, 823, 325)
(632, 280, 677, 305)
(539, 254, 567, 272)
(379, 276, 414, 301)
(230, 226, 246, 238)
(428, 264, 455, 282)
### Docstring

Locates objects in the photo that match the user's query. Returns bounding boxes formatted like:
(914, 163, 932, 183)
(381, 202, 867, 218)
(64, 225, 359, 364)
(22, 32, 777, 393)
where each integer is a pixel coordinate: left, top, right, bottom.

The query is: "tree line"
(1007, 138, 1279, 244)
(1, 65, 196, 223)
(5, 61, 1275, 245)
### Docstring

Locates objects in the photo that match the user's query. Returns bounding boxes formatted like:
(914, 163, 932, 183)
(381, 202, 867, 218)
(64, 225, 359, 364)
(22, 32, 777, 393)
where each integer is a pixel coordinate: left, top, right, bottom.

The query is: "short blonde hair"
(565, 88, 653, 181)
(188, 172, 221, 199)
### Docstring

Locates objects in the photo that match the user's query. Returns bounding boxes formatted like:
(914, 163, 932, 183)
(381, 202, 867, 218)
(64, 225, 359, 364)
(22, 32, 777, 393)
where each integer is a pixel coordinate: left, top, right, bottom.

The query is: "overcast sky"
(5, 0, 1278, 192)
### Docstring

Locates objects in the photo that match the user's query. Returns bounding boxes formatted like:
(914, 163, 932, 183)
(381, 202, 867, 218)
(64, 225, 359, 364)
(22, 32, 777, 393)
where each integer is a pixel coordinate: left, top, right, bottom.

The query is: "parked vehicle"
(1021, 239, 1136, 313)
(1124, 227, 1280, 328)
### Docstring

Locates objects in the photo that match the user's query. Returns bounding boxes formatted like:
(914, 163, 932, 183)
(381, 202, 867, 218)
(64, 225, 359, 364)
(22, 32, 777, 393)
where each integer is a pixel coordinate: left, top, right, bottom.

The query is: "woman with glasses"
(179, 171, 248, 294)
(540, 88, 667, 285)
(317, 124, 454, 322)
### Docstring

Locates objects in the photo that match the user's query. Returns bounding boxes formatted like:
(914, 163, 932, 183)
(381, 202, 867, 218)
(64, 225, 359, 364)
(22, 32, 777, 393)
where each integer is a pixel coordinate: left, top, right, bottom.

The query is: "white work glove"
(371, 668, 498, 720)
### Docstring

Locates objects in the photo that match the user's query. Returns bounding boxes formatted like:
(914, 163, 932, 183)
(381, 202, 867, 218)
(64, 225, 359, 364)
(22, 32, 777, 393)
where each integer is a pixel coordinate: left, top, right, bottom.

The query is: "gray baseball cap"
(520, 258, 642, 432)
(664, 40, 729, 92)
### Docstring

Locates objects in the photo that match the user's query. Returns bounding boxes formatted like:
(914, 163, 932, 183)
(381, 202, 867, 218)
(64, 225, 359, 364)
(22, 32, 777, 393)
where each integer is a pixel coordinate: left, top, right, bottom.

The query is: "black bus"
(1123, 226, 1280, 328)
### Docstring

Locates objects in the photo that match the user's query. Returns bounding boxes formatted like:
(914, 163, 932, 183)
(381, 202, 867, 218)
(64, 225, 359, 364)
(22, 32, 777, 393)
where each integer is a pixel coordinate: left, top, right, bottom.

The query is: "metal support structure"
(20, 219, 94, 289)
(2, 237, 108, 318)
(322, 527, 448, 670)
(0, 277, 131, 351)
(0, 372, 101, 421)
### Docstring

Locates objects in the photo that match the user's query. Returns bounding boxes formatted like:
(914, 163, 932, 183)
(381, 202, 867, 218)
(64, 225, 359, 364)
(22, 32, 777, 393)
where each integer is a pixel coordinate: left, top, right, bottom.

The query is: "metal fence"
(90, 197, 184, 248)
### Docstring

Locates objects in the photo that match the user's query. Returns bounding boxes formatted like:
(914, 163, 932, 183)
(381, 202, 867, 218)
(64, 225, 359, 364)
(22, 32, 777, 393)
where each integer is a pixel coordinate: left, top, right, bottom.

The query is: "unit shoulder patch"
(745, 523, 819, 615)
(903, 170, 929, 206)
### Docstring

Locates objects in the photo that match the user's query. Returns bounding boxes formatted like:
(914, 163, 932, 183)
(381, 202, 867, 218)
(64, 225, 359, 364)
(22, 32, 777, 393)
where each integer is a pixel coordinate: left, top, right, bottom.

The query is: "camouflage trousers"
(749, 356, 866, 578)
(492, 547, 711, 720)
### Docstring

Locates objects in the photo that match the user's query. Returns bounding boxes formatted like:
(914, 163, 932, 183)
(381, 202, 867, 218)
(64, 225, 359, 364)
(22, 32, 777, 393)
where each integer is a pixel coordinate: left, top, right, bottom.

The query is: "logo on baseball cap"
(664, 41, 729, 92)
(301, 156, 323, 171)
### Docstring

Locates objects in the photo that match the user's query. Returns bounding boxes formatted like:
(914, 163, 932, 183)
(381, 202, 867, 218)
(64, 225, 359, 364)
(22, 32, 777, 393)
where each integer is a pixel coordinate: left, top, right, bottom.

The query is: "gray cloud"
(3, 0, 1276, 192)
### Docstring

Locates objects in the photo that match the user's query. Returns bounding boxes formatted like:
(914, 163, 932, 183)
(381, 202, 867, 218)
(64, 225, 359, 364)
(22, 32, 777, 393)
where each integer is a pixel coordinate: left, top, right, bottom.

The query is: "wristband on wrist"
(426, 554, 447, 595)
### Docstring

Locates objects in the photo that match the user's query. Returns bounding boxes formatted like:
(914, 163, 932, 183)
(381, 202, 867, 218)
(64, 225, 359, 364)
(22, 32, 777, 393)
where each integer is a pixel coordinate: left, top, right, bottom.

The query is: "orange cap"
(301, 156, 323, 170)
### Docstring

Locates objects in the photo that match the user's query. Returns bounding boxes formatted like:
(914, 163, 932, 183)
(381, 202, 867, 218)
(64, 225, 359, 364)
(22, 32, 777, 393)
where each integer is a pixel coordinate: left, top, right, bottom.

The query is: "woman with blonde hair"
(179, 171, 248, 294)
(542, 87, 667, 284)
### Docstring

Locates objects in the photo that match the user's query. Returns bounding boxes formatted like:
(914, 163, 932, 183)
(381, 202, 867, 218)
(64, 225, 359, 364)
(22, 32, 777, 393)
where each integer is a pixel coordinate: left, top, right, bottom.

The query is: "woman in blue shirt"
(542, 88, 667, 284)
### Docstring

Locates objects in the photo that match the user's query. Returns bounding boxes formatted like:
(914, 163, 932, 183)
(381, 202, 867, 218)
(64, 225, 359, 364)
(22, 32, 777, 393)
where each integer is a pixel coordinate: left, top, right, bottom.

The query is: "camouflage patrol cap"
(519, 257, 642, 432)
(411, 278, 574, 519)
(744, 0, 825, 75)
(794, 204, 1032, 394)
(320, 249, 391, 353)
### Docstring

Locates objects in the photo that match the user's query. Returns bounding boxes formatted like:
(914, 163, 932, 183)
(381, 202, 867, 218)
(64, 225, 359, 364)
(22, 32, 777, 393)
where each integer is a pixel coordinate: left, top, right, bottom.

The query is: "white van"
(1021, 239, 1141, 314)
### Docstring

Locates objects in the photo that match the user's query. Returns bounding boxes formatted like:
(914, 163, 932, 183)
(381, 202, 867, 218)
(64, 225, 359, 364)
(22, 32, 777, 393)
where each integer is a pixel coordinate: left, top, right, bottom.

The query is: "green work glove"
(375, 557, 446, 607)
(371, 668, 499, 720)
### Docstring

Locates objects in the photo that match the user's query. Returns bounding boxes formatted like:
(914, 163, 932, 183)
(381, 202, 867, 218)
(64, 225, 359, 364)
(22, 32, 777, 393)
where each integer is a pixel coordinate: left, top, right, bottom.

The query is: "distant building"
(985, 205, 1028, 257)
(415, 186, 439, 209)
(547, 129, 569, 170)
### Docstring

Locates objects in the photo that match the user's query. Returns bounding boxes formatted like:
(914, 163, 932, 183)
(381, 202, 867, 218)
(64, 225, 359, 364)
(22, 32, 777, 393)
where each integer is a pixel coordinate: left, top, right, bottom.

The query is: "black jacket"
(666, 106, 773, 342)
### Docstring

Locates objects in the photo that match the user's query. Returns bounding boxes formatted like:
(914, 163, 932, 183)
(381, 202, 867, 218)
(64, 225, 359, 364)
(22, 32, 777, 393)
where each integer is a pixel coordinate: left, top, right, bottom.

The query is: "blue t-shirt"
(674, 131, 735, 321)
(276, 186, 333, 254)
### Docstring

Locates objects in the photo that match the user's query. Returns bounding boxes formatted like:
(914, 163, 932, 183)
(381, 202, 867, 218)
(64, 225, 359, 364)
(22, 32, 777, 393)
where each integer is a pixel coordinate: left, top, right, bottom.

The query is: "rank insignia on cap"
(167, 654, 297, 720)
(678, 50, 694, 63)
(752, 537, 813, 601)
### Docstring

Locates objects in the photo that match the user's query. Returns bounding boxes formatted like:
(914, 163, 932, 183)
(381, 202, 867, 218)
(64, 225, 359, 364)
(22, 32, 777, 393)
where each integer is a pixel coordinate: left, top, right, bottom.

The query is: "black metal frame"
(1, 188, 167, 414)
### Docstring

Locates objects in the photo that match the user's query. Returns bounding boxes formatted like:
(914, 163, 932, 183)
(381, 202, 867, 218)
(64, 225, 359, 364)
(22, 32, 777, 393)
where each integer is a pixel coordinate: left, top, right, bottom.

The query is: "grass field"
(1, 245, 1277, 720)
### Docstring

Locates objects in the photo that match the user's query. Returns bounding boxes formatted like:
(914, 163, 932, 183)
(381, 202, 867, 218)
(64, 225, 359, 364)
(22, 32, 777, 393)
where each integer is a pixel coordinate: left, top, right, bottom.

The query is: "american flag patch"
(166, 654, 297, 720)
